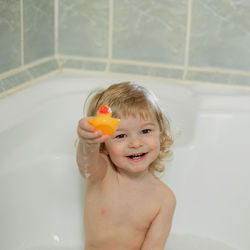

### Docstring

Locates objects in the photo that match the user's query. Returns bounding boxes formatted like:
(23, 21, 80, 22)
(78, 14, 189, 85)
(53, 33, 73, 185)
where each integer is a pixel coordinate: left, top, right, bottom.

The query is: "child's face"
(104, 113, 161, 176)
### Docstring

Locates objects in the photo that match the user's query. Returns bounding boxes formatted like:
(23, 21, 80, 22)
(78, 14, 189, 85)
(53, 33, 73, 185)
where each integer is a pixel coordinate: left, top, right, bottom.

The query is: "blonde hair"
(84, 82, 173, 175)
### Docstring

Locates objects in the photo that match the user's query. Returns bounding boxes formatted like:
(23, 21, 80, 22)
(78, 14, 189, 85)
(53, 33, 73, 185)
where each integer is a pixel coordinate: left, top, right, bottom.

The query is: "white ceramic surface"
(1, 72, 250, 250)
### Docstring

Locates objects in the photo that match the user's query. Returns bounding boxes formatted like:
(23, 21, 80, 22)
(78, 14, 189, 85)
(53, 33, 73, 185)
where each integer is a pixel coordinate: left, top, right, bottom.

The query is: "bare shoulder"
(140, 176, 176, 249)
(153, 177, 176, 213)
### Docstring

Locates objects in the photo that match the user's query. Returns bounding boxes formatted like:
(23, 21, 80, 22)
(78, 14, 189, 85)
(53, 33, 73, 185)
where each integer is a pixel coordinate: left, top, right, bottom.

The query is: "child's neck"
(118, 168, 153, 184)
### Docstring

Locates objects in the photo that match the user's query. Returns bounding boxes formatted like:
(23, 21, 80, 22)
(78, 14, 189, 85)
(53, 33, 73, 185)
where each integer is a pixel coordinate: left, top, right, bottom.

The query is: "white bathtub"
(0, 72, 250, 250)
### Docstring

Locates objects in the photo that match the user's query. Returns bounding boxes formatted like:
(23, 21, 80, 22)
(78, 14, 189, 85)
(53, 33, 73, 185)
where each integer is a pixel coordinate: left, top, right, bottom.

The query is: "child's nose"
(128, 136, 143, 148)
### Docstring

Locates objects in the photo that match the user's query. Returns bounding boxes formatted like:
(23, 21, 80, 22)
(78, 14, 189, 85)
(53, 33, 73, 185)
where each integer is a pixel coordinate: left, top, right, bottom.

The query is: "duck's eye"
(142, 129, 151, 134)
(115, 134, 126, 139)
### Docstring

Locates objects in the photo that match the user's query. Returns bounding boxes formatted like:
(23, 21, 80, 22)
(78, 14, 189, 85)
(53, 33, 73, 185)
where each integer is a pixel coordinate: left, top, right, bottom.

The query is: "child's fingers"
(78, 127, 102, 140)
(78, 118, 95, 132)
(93, 134, 110, 144)
(77, 118, 110, 143)
(84, 134, 109, 144)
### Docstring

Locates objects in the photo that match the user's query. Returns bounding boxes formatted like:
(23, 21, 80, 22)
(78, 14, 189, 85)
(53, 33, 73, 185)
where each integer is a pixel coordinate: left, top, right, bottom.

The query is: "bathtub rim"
(1, 69, 250, 100)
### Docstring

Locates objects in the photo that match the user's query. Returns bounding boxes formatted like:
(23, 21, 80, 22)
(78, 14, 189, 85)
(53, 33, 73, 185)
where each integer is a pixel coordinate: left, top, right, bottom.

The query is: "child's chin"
(129, 165, 149, 173)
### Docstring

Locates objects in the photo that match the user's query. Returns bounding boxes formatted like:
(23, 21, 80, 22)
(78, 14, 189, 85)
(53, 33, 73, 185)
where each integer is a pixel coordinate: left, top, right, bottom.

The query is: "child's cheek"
(104, 140, 121, 156)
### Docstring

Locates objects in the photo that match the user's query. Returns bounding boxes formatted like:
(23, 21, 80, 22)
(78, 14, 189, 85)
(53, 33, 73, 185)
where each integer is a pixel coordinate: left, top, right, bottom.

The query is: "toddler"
(76, 82, 176, 250)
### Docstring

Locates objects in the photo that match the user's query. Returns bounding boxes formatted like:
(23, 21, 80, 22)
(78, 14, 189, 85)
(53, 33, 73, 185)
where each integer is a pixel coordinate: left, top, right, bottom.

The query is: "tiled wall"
(1, 0, 250, 96)
(58, 0, 250, 86)
(0, 0, 58, 95)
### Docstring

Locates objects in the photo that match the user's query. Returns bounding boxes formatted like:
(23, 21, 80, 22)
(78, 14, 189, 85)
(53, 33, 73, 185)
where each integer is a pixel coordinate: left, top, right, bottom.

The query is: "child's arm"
(141, 190, 176, 250)
(76, 117, 109, 181)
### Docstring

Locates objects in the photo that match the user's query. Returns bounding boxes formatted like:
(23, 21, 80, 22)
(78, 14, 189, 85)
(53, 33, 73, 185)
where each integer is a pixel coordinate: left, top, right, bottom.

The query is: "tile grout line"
(105, 0, 114, 73)
(54, 0, 59, 55)
(20, 0, 24, 66)
(0, 70, 59, 99)
(0, 56, 55, 79)
(57, 56, 250, 76)
(58, 55, 185, 70)
(1, 0, 250, 94)
(110, 58, 184, 70)
(2, 66, 250, 99)
(183, 0, 193, 80)
(2, 54, 250, 80)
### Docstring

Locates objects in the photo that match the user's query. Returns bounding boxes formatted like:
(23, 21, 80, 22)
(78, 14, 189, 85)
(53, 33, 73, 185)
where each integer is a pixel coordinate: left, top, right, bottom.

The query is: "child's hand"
(77, 117, 110, 144)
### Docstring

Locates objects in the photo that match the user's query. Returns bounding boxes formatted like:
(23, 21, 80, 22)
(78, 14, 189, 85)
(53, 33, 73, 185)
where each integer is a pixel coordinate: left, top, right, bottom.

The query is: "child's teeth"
(130, 153, 145, 159)
(133, 155, 140, 159)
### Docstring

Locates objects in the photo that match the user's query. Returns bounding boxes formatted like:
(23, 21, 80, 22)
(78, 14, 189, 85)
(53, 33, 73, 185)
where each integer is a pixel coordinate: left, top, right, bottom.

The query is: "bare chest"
(84, 181, 159, 232)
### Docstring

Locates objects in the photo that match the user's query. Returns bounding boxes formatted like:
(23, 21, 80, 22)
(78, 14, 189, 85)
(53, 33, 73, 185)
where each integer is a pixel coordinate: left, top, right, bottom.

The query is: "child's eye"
(115, 134, 126, 139)
(142, 129, 151, 134)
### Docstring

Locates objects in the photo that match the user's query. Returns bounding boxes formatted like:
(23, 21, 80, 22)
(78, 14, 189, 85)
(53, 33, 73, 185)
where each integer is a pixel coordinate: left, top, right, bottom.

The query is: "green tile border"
(0, 58, 59, 95)
(186, 69, 250, 87)
(110, 63, 184, 80)
(1, 57, 250, 98)
(59, 58, 107, 72)
(186, 70, 230, 85)
(27, 58, 58, 78)
(1, 70, 32, 92)
(229, 74, 250, 87)
(60, 58, 250, 87)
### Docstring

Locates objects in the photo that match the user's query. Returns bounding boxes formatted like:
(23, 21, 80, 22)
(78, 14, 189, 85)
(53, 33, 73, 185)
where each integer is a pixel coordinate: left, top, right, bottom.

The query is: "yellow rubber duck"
(89, 105, 120, 136)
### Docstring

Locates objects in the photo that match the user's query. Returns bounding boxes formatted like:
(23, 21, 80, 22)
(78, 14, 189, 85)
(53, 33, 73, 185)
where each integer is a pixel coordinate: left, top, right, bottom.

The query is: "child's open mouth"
(127, 152, 147, 160)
